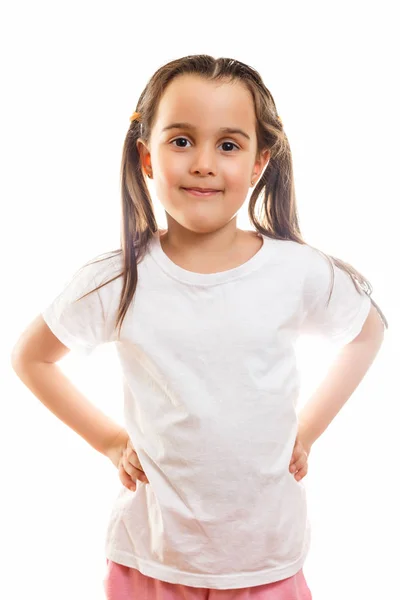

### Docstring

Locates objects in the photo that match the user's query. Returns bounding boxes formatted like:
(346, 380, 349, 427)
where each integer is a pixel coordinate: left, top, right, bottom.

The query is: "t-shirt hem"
(41, 307, 94, 356)
(330, 292, 372, 346)
(104, 534, 311, 590)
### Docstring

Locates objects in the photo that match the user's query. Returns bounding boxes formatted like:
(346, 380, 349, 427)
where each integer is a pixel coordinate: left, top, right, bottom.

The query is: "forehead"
(154, 75, 256, 135)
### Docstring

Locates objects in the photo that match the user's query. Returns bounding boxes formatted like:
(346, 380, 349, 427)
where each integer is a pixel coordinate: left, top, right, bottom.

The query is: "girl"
(11, 55, 387, 599)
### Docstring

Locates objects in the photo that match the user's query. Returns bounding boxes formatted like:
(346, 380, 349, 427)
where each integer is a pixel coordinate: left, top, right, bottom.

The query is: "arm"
(297, 304, 385, 449)
(11, 314, 129, 459)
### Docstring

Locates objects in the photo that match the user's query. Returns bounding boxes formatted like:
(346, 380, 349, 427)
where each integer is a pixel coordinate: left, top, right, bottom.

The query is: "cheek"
(156, 150, 185, 185)
(226, 161, 252, 185)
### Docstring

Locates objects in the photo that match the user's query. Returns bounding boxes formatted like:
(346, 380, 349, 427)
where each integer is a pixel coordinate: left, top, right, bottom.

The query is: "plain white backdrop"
(2, 1, 398, 599)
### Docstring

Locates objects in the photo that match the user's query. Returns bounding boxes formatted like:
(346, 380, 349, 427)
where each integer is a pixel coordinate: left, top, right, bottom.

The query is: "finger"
(128, 454, 145, 473)
(295, 453, 307, 468)
(290, 453, 307, 472)
(290, 443, 301, 464)
(295, 464, 308, 481)
(119, 461, 149, 488)
(123, 460, 149, 483)
(118, 463, 138, 491)
(122, 453, 149, 482)
(126, 446, 144, 472)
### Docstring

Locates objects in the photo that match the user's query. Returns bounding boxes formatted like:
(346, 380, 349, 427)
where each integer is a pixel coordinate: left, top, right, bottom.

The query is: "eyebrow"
(161, 122, 251, 141)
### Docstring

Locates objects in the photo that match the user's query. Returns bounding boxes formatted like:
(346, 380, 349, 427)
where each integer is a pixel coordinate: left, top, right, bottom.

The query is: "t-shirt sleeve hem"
(329, 293, 372, 346)
(41, 306, 95, 357)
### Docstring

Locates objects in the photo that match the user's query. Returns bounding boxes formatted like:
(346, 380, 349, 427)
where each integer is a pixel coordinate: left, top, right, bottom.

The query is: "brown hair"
(77, 54, 388, 337)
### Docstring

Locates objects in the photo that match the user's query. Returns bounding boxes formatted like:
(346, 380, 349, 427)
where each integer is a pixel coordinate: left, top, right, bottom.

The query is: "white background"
(2, 1, 398, 599)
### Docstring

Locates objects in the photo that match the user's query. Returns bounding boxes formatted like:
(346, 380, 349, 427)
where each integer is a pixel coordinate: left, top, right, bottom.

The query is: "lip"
(182, 188, 222, 196)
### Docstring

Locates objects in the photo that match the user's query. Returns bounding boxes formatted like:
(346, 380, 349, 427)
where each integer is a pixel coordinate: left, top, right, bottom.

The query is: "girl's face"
(137, 74, 270, 234)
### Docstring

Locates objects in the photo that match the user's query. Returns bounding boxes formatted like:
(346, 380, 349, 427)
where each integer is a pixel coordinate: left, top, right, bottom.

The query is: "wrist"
(297, 421, 315, 454)
(104, 428, 129, 463)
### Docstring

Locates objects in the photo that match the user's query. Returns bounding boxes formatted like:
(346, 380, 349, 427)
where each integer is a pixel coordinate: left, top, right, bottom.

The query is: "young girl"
(12, 55, 387, 600)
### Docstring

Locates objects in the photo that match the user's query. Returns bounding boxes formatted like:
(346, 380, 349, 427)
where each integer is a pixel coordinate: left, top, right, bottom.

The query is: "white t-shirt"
(41, 231, 372, 590)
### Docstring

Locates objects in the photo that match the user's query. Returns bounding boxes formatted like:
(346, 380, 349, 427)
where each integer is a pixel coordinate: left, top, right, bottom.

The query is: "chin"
(179, 218, 232, 235)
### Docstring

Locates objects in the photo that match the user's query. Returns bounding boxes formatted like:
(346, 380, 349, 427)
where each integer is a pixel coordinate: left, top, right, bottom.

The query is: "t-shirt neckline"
(148, 230, 276, 286)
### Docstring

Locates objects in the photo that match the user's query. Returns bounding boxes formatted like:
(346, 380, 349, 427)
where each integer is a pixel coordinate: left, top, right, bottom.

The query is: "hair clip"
(130, 111, 141, 123)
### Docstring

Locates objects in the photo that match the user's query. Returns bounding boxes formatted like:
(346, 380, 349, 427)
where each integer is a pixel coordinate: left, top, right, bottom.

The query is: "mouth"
(182, 188, 222, 197)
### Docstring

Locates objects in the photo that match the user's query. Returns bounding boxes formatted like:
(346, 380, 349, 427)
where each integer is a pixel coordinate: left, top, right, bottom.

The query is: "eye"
(170, 137, 240, 152)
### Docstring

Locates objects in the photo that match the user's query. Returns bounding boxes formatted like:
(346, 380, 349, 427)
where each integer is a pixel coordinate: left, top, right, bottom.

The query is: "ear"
(136, 138, 151, 176)
(253, 148, 271, 180)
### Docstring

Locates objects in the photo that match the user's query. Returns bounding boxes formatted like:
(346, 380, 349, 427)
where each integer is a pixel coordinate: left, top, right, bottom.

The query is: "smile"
(182, 188, 221, 197)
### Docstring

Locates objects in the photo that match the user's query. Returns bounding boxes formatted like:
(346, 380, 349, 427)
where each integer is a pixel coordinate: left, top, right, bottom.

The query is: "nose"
(189, 145, 217, 177)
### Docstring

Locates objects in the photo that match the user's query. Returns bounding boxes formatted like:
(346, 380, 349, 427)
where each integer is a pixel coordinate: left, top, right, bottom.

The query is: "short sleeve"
(299, 247, 372, 346)
(41, 257, 116, 357)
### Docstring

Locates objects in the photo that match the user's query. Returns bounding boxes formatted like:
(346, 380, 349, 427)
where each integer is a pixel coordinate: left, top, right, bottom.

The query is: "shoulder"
(263, 240, 335, 298)
(291, 241, 334, 274)
(67, 252, 124, 303)
(82, 251, 123, 280)
(264, 237, 326, 269)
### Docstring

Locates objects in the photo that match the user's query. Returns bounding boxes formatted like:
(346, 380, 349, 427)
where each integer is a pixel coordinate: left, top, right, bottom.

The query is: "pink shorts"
(103, 559, 312, 599)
